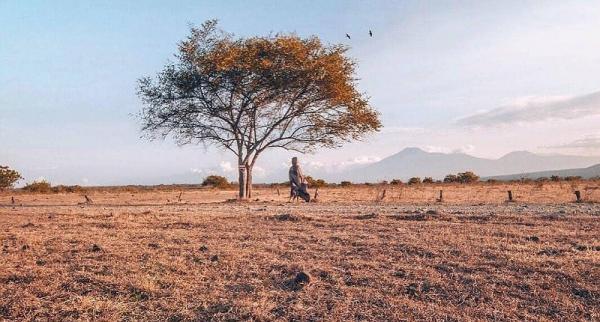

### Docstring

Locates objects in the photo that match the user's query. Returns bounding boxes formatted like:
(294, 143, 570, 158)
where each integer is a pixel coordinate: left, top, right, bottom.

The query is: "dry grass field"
(1, 183, 599, 321)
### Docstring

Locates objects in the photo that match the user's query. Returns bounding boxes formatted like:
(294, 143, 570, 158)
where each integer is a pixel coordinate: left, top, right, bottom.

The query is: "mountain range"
(332, 148, 600, 182)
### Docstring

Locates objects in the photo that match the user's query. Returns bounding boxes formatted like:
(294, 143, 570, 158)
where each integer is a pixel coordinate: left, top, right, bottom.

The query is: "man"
(289, 157, 310, 202)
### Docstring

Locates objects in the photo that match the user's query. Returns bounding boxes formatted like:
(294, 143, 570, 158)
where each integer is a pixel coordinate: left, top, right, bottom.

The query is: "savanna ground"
(1, 182, 599, 321)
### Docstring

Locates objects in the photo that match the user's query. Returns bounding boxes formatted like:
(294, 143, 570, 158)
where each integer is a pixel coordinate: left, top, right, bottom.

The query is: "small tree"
(408, 177, 421, 185)
(422, 177, 434, 184)
(138, 20, 381, 199)
(340, 181, 352, 187)
(0, 166, 23, 189)
(444, 174, 458, 183)
(457, 171, 479, 183)
(202, 175, 230, 188)
(390, 179, 403, 185)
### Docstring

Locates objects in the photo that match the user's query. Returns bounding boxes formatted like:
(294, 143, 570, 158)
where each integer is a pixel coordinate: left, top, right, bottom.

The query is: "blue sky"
(2, 1, 600, 185)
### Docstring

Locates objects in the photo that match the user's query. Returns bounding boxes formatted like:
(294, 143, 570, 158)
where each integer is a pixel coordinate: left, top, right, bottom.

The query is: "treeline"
(3, 170, 599, 194)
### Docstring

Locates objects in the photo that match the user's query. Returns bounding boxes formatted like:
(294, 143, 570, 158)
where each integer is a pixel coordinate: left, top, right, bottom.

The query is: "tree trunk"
(238, 163, 246, 199)
(245, 165, 253, 199)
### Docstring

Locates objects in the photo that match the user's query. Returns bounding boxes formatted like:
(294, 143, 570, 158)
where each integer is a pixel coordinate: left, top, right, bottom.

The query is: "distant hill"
(338, 147, 600, 182)
(485, 163, 600, 181)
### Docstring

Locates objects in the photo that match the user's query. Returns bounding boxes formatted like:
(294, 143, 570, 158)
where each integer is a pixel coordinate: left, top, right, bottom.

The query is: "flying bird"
(369, 30, 373, 37)
(346, 33, 351, 39)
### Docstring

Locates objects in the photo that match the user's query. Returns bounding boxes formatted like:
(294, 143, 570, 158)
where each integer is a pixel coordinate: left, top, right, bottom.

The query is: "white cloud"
(545, 134, 600, 150)
(421, 145, 475, 154)
(219, 161, 235, 173)
(456, 90, 600, 127)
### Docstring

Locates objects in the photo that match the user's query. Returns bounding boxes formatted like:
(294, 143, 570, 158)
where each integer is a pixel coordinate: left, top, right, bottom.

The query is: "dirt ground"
(1, 185, 599, 321)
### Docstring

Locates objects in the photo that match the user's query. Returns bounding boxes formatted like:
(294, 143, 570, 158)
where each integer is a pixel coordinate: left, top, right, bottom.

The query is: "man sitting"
(289, 157, 310, 202)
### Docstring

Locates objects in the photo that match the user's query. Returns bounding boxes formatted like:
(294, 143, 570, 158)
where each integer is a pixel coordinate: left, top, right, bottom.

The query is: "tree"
(137, 20, 380, 199)
(0, 166, 23, 189)
(457, 171, 479, 183)
(422, 177, 434, 184)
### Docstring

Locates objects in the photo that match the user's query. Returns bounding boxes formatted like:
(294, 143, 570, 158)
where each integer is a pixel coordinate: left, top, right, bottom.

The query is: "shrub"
(550, 175, 562, 182)
(305, 176, 327, 188)
(422, 177, 434, 184)
(536, 177, 549, 182)
(340, 181, 352, 187)
(564, 176, 582, 181)
(486, 179, 499, 184)
(23, 180, 52, 193)
(201, 175, 230, 188)
(444, 174, 458, 183)
(390, 179, 403, 185)
(457, 171, 480, 183)
(444, 172, 480, 184)
(52, 185, 85, 193)
(0, 166, 23, 189)
(407, 177, 421, 185)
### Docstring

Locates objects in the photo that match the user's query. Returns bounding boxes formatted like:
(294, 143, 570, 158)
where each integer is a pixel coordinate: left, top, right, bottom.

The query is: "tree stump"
(507, 190, 514, 202)
(574, 191, 582, 203)
(436, 190, 443, 203)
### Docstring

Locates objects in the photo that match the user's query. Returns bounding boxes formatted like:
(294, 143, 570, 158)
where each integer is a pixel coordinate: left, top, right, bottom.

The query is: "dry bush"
(22, 180, 52, 193)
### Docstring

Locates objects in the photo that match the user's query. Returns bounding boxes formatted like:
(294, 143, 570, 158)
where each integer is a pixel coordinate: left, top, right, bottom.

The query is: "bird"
(369, 30, 373, 37)
(346, 33, 351, 39)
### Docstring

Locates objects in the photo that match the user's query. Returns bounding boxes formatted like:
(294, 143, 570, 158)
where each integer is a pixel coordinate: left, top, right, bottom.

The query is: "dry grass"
(1, 184, 599, 321)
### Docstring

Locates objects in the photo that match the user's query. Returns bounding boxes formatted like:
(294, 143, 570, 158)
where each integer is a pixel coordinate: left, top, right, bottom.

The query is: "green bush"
(340, 181, 352, 187)
(457, 171, 480, 183)
(422, 177, 434, 184)
(407, 177, 421, 185)
(444, 171, 480, 183)
(444, 174, 458, 183)
(0, 166, 23, 189)
(23, 180, 52, 193)
(201, 175, 230, 188)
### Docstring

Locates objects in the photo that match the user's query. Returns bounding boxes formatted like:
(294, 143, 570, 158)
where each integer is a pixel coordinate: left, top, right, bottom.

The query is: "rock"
(91, 244, 102, 252)
(274, 213, 300, 222)
(293, 271, 311, 287)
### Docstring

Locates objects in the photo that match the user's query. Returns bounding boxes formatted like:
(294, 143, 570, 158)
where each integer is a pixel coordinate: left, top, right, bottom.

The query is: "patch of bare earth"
(0, 188, 599, 320)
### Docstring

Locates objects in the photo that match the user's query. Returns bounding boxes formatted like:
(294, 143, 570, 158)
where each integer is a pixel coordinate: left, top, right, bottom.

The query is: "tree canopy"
(138, 20, 381, 198)
(0, 166, 23, 189)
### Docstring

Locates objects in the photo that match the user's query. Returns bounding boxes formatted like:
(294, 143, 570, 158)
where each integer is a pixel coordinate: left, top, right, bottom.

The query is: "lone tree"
(138, 20, 381, 199)
(0, 166, 23, 190)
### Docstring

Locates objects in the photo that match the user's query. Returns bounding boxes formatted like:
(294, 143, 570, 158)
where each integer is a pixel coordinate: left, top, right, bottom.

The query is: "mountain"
(485, 163, 600, 180)
(339, 148, 600, 182)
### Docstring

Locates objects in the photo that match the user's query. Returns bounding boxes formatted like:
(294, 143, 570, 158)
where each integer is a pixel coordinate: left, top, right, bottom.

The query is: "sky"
(2, 0, 600, 185)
